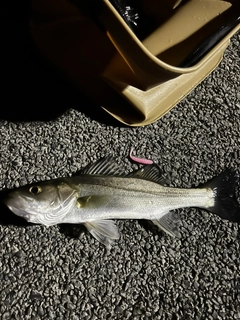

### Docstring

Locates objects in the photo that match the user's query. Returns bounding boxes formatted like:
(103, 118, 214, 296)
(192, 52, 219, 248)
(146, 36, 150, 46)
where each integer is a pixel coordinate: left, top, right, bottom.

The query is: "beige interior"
(142, 0, 233, 65)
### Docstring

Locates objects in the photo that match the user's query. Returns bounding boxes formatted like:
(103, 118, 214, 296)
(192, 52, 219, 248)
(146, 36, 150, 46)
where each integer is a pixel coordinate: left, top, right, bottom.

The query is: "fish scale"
(63, 176, 214, 220)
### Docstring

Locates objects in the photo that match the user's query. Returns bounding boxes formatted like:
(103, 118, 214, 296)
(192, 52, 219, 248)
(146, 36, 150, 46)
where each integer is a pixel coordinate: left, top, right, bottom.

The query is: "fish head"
(5, 180, 77, 225)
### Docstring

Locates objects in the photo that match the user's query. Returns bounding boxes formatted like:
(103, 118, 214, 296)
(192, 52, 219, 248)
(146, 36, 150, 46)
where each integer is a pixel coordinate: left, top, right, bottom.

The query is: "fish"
(4, 157, 240, 247)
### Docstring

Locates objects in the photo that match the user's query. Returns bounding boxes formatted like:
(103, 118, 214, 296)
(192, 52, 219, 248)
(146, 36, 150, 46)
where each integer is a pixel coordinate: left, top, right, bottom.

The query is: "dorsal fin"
(79, 157, 126, 177)
(76, 157, 167, 185)
(128, 164, 166, 185)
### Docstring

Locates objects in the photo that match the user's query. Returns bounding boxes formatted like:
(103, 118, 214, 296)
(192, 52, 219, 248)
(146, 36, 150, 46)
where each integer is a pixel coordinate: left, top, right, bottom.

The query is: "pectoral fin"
(152, 212, 181, 238)
(84, 220, 120, 248)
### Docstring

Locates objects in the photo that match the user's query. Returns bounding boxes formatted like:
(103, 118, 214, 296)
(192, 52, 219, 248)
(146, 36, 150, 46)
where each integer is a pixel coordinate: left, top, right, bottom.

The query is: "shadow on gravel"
(58, 224, 86, 240)
(0, 0, 123, 127)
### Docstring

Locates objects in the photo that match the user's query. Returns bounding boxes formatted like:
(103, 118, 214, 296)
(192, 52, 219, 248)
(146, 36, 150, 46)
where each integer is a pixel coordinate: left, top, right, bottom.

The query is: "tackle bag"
(30, 0, 240, 126)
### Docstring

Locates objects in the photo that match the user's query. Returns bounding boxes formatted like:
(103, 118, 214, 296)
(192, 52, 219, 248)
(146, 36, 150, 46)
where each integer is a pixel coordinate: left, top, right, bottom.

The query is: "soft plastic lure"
(129, 148, 154, 165)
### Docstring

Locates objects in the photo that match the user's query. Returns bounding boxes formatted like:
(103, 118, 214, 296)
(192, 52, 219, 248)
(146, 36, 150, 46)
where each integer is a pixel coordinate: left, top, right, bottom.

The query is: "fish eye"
(29, 186, 42, 195)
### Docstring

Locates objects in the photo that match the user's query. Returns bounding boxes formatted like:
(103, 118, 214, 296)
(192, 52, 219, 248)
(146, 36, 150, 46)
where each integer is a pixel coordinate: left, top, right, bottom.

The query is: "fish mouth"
(4, 195, 31, 220)
(6, 204, 30, 220)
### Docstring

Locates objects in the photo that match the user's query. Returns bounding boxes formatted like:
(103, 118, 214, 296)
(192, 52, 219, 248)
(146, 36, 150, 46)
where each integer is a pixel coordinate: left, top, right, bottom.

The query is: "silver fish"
(4, 157, 240, 247)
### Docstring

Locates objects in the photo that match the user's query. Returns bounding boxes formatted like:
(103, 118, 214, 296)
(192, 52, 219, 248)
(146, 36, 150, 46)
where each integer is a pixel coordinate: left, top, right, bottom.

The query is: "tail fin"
(206, 168, 240, 223)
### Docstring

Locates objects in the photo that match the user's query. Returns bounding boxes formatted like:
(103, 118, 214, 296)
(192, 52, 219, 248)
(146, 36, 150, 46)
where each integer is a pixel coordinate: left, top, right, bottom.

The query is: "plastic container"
(30, 0, 240, 126)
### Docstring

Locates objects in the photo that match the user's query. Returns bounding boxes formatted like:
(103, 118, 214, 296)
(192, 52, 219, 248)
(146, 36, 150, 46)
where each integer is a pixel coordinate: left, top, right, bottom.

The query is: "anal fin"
(152, 212, 181, 238)
(84, 220, 120, 248)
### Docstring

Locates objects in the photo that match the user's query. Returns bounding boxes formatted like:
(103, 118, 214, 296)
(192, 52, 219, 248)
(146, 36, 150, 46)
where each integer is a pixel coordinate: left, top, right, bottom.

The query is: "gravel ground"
(1, 2, 240, 319)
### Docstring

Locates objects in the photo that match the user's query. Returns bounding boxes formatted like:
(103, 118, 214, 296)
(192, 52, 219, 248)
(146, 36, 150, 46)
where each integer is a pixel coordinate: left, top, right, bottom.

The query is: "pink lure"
(129, 148, 154, 165)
